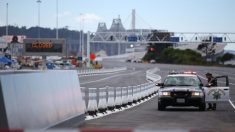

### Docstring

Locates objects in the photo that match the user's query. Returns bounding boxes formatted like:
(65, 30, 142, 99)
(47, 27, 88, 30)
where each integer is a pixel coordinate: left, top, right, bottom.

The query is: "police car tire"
(158, 102, 166, 111)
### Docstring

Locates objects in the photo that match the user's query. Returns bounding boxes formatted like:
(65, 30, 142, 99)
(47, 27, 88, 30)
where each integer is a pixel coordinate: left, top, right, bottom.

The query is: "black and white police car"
(157, 71, 206, 111)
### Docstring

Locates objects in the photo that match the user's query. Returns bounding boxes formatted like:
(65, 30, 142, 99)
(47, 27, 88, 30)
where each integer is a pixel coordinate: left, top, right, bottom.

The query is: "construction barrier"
(82, 68, 161, 114)
(0, 70, 85, 129)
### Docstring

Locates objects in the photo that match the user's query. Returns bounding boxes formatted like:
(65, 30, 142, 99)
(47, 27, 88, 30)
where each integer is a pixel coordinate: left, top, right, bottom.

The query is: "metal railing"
(78, 67, 127, 76)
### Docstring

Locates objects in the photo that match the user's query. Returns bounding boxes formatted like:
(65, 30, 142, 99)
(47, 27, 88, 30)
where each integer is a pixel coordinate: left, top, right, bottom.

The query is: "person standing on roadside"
(205, 72, 217, 110)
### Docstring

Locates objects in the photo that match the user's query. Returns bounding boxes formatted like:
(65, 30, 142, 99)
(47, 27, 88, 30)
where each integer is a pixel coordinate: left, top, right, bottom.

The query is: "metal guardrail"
(81, 68, 161, 115)
(78, 67, 127, 76)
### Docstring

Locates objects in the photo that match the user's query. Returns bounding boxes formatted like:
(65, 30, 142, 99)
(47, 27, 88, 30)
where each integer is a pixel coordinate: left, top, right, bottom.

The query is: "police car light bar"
(183, 71, 197, 74)
(169, 71, 197, 75)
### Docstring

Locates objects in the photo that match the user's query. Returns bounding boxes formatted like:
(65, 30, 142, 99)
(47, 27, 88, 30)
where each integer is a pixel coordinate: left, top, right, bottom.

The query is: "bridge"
(82, 10, 235, 64)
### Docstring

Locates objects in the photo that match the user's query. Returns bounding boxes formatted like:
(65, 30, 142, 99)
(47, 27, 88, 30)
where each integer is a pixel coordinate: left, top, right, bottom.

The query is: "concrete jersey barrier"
(0, 70, 85, 129)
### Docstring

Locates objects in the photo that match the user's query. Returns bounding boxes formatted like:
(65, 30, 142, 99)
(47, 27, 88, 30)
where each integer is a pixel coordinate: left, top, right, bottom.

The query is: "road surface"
(78, 60, 235, 131)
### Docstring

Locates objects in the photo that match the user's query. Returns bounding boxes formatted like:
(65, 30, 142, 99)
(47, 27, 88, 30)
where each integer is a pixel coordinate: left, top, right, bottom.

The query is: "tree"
(220, 53, 234, 64)
(157, 48, 205, 65)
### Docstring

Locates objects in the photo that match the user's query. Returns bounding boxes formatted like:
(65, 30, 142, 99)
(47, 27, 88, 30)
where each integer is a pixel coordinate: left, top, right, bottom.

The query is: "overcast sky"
(0, 0, 235, 50)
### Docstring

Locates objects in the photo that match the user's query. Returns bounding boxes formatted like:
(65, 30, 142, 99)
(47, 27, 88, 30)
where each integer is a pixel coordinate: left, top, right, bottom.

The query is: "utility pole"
(56, 0, 58, 39)
(36, 0, 41, 38)
(6, 3, 8, 36)
(132, 9, 136, 30)
(87, 31, 90, 67)
(118, 15, 121, 55)
(80, 14, 85, 62)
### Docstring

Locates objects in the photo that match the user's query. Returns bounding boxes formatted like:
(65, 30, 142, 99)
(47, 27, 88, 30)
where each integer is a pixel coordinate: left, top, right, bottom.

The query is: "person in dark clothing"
(206, 72, 217, 110)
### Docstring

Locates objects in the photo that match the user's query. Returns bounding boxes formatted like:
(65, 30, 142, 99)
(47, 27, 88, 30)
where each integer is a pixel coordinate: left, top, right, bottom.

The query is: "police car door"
(204, 76, 230, 102)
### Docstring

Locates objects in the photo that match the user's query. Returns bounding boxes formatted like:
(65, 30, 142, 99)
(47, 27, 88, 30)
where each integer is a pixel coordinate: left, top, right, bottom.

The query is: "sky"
(0, 0, 235, 50)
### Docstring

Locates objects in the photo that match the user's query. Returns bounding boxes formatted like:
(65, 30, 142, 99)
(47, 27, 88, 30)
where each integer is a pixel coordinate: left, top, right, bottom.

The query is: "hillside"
(0, 26, 82, 39)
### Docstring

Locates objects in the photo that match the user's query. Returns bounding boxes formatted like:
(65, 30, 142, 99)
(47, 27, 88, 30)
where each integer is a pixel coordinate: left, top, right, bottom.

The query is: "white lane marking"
(80, 71, 141, 85)
(229, 100, 235, 110)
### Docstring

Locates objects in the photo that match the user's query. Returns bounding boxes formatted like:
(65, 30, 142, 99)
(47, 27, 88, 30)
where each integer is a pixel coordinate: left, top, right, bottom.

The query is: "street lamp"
(6, 3, 8, 36)
(36, 0, 41, 38)
(56, 0, 58, 39)
(130, 44, 135, 60)
(80, 13, 84, 60)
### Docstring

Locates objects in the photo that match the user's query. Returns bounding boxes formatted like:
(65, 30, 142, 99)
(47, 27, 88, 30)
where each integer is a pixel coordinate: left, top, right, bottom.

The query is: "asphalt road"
(79, 60, 235, 131)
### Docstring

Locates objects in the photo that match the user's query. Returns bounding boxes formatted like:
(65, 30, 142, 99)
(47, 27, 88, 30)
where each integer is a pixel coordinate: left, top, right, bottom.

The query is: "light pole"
(130, 44, 135, 60)
(80, 13, 85, 61)
(6, 3, 8, 36)
(87, 31, 90, 67)
(36, 0, 41, 38)
(56, 0, 58, 39)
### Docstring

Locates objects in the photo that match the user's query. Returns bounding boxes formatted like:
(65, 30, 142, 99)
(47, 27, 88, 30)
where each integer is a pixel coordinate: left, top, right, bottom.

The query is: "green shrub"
(143, 48, 206, 65)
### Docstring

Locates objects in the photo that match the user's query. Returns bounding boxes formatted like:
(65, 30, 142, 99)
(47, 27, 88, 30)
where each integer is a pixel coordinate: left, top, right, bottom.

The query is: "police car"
(157, 71, 230, 111)
(157, 71, 206, 111)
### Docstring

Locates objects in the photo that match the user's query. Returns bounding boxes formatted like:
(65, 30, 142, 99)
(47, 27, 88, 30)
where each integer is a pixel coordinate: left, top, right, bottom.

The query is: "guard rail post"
(127, 86, 133, 105)
(133, 86, 138, 104)
(121, 87, 128, 107)
(87, 88, 98, 116)
(97, 87, 108, 113)
(115, 87, 122, 109)
(143, 83, 148, 100)
(107, 86, 115, 111)
(137, 85, 142, 102)
(81, 87, 88, 112)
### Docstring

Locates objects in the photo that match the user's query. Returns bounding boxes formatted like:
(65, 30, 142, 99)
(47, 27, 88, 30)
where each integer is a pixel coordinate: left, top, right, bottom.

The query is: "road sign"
(128, 36, 137, 42)
(170, 37, 180, 42)
(23, 38, 65, 56)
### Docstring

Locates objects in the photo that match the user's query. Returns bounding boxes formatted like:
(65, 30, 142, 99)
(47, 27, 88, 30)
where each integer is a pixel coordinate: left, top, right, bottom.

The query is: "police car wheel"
(158, 102, 166, 111)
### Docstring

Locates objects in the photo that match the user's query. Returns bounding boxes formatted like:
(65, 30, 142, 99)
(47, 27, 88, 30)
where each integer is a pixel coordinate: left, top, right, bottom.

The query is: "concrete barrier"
(107, 87, 115, 109)
(137, 85, 142, 100)
(142, 83, 148, 97)
(133, 86, 138, 102)
(87, 88, 98, 112)
(97, 87, 107, 111)
(127, 86, 133, 104)
(122, 87, 128, 105)
(115, 87, 122, 107)
(81, 87, 89, 111)
(0, 70, 85, 129)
